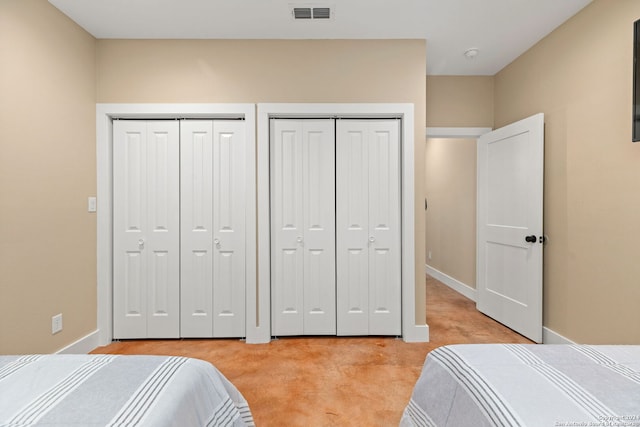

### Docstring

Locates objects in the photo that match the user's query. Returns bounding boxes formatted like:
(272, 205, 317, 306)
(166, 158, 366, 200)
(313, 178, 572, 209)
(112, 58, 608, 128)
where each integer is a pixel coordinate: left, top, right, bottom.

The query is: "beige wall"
(425, 138, 477, 287)
(0, 4, 427, 355)
(495, 0, 640, 344)
(426, 76, 494, 127)
(97, 38, 428, 323)
(0, 0, 97, 353)
(7, 0, 636, 350)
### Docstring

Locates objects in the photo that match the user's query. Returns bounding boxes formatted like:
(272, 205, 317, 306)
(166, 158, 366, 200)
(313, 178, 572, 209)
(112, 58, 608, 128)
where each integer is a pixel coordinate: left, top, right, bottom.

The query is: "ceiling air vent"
(312, 8, 330, 19)
(293, 8, 312, 19)
(292, 6, 332, 20)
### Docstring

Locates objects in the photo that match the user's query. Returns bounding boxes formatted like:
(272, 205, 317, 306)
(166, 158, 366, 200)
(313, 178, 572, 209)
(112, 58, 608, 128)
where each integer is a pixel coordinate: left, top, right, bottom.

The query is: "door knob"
(297, 236, 304, 246)
(369, 236, 376, 243)
(525, 235, 537, 243)
(138, 239, 145, 249)
(214, 238, 221, 249)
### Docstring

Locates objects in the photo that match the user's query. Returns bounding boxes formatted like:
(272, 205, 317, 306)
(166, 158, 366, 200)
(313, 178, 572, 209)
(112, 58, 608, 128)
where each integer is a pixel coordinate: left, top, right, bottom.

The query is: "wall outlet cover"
(52, 313, 63, 334)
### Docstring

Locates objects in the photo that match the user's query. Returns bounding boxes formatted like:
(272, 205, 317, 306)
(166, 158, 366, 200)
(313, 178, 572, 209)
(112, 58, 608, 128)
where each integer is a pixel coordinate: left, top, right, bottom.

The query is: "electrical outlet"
(52, 313, 63, 334)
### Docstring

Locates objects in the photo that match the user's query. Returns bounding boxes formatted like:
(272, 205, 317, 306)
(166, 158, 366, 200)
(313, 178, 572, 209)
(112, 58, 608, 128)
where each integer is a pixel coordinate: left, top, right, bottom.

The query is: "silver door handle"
(138, 239, 145, 249)
(214, 238, 221, 249)
(297, 236, 304, 246)
(369, 236, 376, 243)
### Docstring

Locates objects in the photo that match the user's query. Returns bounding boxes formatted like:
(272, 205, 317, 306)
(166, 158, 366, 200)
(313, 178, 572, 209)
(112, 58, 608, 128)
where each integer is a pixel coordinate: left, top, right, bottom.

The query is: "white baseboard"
(404, 324, 430, 343)
(56, 330, 100, 354)
(542, 327, 576, 345)
(426, 264, 576, 345)
(425, 264, 477, 301)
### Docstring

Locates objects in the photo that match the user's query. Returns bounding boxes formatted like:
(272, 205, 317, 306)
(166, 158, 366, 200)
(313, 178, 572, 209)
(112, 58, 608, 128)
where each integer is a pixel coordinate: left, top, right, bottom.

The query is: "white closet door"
(335, 123, 370, 334)
(181, 120, 246, 338)
(367, 121, 401, 335)
(211, 120, 246, 337)
(301, 120, 336, 335)
(271, 119, 335, 335)
(180, 121, 214, 337)
(271, 119, 304, 335)
(336, 119, 401, 336)
(113, 120, 180, 339)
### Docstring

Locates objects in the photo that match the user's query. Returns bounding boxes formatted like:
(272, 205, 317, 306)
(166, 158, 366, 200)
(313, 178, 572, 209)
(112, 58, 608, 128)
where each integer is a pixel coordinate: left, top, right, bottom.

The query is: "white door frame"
(96, 104, 256, 346)
(257, 103, 427, 343)
(424, 126, 491, 301)
(425, 127, 492, 139)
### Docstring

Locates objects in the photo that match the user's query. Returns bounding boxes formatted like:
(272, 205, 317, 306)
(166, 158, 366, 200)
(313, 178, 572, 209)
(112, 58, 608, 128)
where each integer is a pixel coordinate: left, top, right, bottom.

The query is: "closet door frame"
(257, 103, 428, 344)
(96, 104, 256, 347)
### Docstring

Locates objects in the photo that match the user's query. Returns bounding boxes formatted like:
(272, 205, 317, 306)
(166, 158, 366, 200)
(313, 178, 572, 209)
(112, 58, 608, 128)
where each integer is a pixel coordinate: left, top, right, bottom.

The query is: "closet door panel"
(181, 120, 247, 338)
(336, 123, 369, 335)
(336, 120, 401, 336)
(146, 122, 180, 338)
(114, 122, 147, 339)
(114, 121, 179, 339)
(181, 121, 214, 337)
(271, 119, 335, 335)
(302, 121, 336, 335)
(367, 121, 401, 335)
(271, 120, 304, 335)
(212, 121, 246, 337)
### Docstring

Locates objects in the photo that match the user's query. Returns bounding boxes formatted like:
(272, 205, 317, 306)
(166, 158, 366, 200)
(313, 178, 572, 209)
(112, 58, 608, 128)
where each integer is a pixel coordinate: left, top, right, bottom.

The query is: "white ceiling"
(48, 0, 592, 75)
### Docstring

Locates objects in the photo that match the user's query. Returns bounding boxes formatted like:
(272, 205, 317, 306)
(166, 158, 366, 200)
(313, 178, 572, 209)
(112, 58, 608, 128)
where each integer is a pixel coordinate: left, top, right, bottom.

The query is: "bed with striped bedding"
(401, 344, 640, 427)
(0, 354, 254, 426)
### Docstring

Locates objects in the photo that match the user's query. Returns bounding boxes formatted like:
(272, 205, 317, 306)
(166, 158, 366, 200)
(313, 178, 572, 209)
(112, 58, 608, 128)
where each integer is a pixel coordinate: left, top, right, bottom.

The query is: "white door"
(181, 120, 246, 338)
(113, 120, 180, 339)
(336, 119, 401, 336)
(271, 119, 336, 336)
(476, 113, 544, 343)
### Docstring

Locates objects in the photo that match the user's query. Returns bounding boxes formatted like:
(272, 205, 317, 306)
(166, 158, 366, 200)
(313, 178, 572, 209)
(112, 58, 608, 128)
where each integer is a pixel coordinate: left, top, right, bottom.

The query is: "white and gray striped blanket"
(401, 344, 640, 427)
(0, 354, 254, 427)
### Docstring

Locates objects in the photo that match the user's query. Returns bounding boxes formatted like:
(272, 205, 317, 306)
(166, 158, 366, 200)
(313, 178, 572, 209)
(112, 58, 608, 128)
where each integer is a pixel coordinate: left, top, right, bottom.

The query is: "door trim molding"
(257, 103, 426, 343)
(96, 103, 256, 346)
(425, 127, 492, 138)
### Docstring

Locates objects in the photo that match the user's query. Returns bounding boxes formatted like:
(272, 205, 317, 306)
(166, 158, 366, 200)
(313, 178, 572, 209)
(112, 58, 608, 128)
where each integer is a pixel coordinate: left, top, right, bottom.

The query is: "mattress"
(0, 354, 254, 426)
(401, 344, 640, 427)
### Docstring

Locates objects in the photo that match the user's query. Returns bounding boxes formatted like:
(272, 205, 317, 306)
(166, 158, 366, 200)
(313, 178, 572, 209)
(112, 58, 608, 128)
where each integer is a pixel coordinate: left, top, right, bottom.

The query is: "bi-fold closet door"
(113, 119, 246, 339)
(271, 119, 336, 335)
(180, 120, 246, 338)
(336, 120, 401, 336)
(270, 118, 401, 337)
(113, 120, 180, 339)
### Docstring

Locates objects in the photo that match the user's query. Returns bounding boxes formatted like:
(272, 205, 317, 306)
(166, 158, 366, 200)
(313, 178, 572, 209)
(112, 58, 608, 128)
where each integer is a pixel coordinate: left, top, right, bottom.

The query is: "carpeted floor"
(92, 276, 532, 426)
